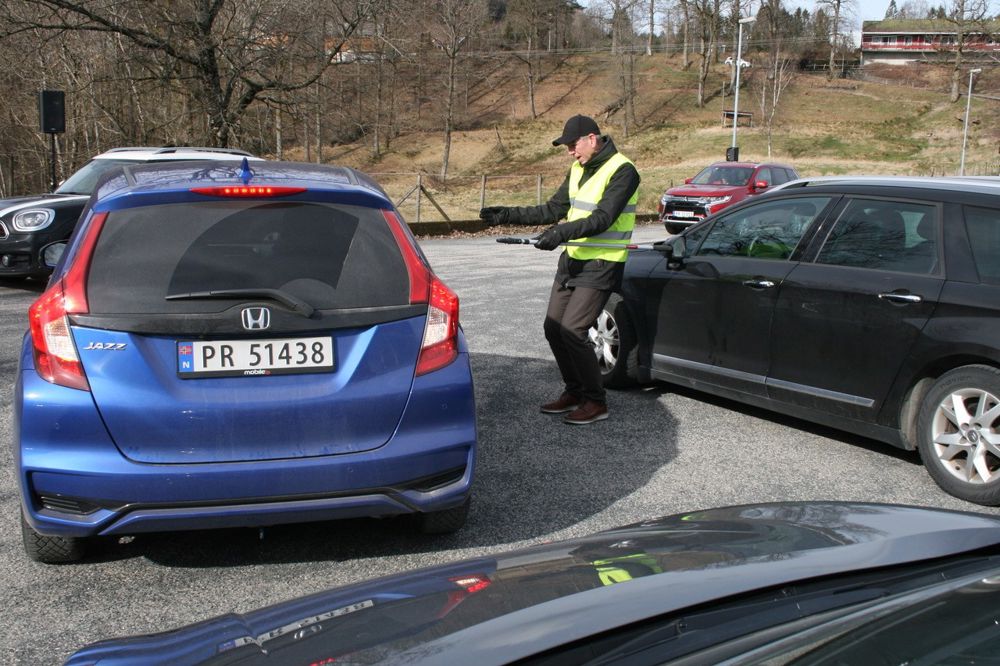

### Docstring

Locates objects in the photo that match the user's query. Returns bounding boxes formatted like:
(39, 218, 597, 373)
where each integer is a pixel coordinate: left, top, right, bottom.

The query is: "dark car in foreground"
(64, 501, 1000, 665)
(0, 146, 259, 279)
(15, 159, 476, 563)
(594, 176, 1000, 505)
(657, 160, 799, 234)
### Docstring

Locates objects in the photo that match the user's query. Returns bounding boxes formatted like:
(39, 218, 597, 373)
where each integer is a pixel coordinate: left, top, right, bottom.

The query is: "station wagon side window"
(964, 206, 1000, 285)
(815, 199, 940, 274)
(694, 196, 832, 260)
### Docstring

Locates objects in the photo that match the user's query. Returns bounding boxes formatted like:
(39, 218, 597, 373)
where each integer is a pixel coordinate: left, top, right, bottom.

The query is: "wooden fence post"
(480, 175, 486, 209)
(536, 174, 542, 204)
(416, 173, 422, 223)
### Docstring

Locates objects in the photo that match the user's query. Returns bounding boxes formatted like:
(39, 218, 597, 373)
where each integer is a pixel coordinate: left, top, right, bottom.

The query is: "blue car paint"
(18, 331, 475, 538)
(77, 319, 422, 463)
(16, 162, 477, 544)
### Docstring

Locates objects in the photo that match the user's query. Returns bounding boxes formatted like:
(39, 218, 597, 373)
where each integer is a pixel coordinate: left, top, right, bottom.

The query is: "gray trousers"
(543, 281, 612, 404)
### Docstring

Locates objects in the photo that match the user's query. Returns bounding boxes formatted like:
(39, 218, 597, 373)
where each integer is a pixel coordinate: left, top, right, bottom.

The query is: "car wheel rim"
(930, 387, 1000, 485)
(589, 309, 619, 374)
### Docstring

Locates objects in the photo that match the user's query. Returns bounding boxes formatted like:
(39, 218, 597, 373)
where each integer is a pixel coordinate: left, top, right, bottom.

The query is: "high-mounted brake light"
(382, 210, 459, 375)
(190, 186, 306, 198)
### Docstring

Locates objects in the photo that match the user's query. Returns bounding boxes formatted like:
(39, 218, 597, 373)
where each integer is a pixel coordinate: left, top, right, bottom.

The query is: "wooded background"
(0, 0, 995, 196)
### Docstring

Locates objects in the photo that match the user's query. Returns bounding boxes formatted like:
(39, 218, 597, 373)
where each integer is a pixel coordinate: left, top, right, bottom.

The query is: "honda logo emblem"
(241, 307, 271, 330)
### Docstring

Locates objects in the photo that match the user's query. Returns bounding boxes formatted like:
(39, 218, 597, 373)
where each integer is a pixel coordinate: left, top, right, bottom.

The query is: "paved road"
(2, 223, 998, 663)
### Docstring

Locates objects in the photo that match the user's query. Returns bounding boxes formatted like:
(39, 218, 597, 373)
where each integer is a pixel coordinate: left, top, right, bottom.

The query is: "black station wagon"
(593, 176, 1000, 505)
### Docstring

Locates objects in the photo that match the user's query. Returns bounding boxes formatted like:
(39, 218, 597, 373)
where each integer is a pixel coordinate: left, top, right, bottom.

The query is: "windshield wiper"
(166, 288, 315, 318)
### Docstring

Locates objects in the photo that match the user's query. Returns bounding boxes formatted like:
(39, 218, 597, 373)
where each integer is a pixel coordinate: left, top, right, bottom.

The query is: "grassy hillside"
(313, 54, 998, 222)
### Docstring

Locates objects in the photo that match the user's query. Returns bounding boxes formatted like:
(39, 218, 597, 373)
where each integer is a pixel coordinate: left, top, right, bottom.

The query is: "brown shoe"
(540, 392, 582, 414)
(563, 400, 609, 425)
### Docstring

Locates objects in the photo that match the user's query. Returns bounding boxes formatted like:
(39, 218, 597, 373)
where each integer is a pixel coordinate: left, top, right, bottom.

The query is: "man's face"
(566, 133, 598, 165)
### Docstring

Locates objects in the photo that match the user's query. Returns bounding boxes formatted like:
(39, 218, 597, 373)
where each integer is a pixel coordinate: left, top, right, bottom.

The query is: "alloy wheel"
(589, 308, 619, 374)
(929, 387, 1000, 485)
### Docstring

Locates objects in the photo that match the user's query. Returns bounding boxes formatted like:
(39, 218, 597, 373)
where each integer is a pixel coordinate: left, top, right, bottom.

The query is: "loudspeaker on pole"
(39, 90, 66, 134)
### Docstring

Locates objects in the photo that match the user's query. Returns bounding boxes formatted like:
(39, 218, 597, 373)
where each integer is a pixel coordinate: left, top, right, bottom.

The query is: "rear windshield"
(86, 201, 409, 314)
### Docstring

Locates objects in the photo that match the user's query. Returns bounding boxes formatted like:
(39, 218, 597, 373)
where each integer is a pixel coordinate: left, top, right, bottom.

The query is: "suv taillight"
(28, 211, 107, 391)
(383, 210, 460, 375)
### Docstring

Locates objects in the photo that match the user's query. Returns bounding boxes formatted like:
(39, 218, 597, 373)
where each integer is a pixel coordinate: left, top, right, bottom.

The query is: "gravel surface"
(1, 222, 997, 664)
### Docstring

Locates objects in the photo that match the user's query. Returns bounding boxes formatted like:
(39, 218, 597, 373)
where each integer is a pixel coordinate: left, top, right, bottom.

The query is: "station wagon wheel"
(917, 365, 1000, 506)
(589, 293, 638, 389)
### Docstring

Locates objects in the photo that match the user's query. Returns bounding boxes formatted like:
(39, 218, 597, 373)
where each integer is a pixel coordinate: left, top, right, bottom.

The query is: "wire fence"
(370, 166, 1000, 225)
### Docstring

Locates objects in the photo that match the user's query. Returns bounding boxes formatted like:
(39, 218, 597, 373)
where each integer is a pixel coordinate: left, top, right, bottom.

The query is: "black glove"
(534, 227, 564, 251)
(479, 206, 510, 227)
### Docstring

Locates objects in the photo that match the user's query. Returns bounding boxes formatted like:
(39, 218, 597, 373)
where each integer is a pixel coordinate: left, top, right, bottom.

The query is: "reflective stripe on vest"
(566, 152, 638, 263)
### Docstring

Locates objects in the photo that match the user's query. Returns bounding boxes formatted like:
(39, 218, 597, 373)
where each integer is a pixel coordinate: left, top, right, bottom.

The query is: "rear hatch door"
(73, 199, 426, 464)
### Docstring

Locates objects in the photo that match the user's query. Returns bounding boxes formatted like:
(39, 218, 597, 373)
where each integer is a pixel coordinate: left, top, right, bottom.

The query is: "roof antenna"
(239, 157, 253, 185)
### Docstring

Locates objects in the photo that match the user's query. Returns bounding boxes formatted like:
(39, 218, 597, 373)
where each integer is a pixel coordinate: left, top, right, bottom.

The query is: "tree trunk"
(441, 52, 456, 181)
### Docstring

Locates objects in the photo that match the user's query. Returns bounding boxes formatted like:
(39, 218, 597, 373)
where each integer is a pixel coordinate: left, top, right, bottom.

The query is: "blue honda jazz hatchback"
(14, 159, 477, 562)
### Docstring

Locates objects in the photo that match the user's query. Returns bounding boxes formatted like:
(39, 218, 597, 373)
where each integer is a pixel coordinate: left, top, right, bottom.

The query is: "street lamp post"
(960, 68, 982, 176)
(728, 15, 756, 161)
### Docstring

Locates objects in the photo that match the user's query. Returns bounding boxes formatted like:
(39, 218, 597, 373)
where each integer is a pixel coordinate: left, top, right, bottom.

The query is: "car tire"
(916, 365, 1000, 506)
(591, 293, 638, 389)
(21, 510, 86, 563)
(416, 499, 470, 535)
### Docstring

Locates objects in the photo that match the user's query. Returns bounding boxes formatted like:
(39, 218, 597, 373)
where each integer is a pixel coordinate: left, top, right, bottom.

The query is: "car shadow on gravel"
(659, 382, 924, 467)
(93, 351, 679, 567)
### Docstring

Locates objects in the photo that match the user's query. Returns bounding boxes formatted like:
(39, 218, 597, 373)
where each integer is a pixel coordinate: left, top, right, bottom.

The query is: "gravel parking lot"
(2, 222, 998, 663)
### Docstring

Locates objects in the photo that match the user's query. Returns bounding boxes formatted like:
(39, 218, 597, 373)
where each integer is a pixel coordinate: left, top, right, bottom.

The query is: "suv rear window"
(86, 201, 409, 314)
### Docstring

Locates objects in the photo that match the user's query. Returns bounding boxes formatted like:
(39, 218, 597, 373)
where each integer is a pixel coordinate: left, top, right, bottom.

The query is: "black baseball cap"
(552, 115, 601, 146)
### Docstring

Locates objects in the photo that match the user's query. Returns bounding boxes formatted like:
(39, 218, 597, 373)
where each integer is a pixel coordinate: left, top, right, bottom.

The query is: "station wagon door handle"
(742, 279, 775, 289)
(878, 292, 923, 304)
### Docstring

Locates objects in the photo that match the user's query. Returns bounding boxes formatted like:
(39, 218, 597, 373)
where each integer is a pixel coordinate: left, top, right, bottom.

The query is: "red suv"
(658, 161, 799, 233)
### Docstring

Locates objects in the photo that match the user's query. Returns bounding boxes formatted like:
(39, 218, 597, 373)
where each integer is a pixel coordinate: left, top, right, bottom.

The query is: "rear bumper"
(16, 351, 477, 538)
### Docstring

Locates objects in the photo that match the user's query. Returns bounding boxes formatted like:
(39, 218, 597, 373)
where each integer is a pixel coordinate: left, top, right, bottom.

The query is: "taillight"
(27, 210, 107, 391)
(190, 186, 306, 197)
(382, 210, 460, 375)
(29, 283, 89, 391)
(417, 278, 459, 376)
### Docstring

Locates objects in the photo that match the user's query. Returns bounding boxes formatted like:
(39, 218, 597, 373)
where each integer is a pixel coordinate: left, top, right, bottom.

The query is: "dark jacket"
(506, 137, 640, 290)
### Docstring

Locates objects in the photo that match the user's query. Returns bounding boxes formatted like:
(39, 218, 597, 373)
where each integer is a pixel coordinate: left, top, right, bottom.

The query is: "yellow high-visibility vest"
(565, 153, 638, 263)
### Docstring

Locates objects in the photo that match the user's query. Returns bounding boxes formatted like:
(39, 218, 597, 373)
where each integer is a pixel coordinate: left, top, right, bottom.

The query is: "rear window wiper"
(165, 288, 315, 318)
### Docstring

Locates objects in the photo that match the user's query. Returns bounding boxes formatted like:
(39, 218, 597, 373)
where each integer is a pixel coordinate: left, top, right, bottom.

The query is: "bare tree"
(425, 0, 489, 180)
(816, 0, 856, 79)
(3, 0, 376, 147)
(750, 0, 797, 156)
(506, 0, 567, 119)
(691, 0, 723, 106)
(945, 0, 991, 102)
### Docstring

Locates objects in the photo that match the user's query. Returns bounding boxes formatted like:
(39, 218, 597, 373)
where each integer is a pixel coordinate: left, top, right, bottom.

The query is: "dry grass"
(305, 53, 999, 222)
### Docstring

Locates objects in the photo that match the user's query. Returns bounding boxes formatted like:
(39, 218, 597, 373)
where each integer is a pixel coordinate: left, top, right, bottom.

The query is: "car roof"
(90, 159, 391, 208)
(706, 161, 795, 169)
(770, 174, 1000, 196)
(91, 146, 261, 161)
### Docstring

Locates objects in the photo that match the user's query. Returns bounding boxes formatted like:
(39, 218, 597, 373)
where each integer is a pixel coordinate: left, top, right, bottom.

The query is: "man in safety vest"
(480, 114, 640, 425)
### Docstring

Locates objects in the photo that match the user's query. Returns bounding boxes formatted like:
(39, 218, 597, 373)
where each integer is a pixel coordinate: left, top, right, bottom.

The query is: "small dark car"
(657, 161, 799, 234)
(0, 146, 258, 279)
(64, 502, 1000, 665)
(597, 176, 1000, 505)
